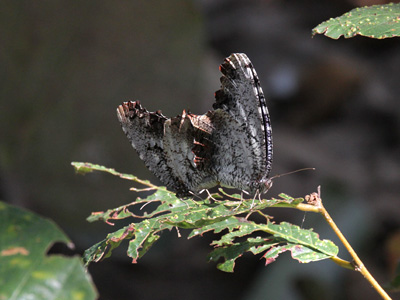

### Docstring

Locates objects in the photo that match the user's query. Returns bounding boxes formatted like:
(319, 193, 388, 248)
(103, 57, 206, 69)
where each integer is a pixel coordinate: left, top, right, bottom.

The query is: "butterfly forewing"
(212, 53, 273, 192)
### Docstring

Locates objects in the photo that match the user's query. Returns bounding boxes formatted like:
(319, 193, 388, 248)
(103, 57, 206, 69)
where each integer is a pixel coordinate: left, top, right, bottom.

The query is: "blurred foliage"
(0, 201, 97, 300)
(386, 261, 400, 292)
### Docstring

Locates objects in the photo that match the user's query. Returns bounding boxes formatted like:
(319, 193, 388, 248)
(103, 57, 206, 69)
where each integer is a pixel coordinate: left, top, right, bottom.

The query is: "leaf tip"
(71, 162, 93, 175)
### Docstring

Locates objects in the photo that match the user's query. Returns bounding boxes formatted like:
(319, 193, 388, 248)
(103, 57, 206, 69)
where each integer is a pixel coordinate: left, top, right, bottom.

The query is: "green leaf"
(262, 243, 334, 264)
(206, 220, 338, 272)
(266, 222, 338, 256)
(208, 237, 278, 272)
(312, 3, 400, 39)
(192, 218, 337, 254)
(74, 162, 339, 272)
(72, 161, 154, 186)
(0, 201, 97, 300)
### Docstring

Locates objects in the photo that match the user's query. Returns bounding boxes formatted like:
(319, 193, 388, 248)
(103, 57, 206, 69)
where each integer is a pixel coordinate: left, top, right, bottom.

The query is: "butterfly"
(117, 53, 272, 197)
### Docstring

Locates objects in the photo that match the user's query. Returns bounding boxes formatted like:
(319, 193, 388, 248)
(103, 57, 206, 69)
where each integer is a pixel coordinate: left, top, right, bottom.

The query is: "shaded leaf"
(208, 237, 278, 272)
(312, 3, 400, 39)
(0, 201, 97, 300)
(386, 261, 400, 292)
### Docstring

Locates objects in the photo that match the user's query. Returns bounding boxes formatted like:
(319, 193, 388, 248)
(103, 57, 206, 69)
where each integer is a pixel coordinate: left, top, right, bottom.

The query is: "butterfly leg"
(189, 190, 204, 201)
(180, 196, 192, 208)
(203, 189, 221, 203)
(250, 191, 257, 209)
(250, 189, 263, 209)
(233, 190, 248, 210)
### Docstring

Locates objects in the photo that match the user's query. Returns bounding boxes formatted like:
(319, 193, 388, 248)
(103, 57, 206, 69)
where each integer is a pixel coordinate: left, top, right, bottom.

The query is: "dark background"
(1, 1, 400, 299)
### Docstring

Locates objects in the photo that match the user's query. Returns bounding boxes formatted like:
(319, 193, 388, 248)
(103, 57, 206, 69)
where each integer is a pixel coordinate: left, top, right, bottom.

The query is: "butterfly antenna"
(270, 168, 315, 181)
(261, 168, 315, 194)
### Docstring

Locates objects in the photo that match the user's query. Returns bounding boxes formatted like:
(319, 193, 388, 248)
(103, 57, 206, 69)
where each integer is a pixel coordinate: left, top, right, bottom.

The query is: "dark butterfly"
(117, 53, 272, 197)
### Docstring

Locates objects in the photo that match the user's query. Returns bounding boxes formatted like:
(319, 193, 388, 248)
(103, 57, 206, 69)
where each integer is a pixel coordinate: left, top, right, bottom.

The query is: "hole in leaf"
(47, 241, 76, 257)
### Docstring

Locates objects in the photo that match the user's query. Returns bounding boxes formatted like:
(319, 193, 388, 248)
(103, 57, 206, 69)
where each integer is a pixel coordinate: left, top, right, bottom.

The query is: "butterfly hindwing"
(117, 102, 218, 196)
(162, 111, 217, 195)
(117, 102, 189, 195)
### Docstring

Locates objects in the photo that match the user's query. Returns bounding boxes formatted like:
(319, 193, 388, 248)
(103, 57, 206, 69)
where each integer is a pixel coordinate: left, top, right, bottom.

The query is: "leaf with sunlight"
(72, 162, 338, 272)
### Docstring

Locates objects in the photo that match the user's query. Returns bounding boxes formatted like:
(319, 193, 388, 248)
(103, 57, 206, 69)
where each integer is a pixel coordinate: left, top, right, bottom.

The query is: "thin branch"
(272, 202, 320, 213)
(311, 187, 392, 300)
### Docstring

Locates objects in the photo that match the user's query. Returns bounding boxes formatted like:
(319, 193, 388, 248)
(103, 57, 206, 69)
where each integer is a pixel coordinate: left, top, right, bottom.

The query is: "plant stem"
(316, 194, 392, 300)
(329, 256, 354, 270)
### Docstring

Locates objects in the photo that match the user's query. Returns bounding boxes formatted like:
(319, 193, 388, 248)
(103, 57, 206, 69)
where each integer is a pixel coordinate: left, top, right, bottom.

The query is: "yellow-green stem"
(318, 202, 391, 300)
(329, 256, 354, 270)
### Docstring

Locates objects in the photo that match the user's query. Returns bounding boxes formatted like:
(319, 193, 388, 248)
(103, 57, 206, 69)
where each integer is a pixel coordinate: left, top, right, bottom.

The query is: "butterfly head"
(259, 177, 273, 194)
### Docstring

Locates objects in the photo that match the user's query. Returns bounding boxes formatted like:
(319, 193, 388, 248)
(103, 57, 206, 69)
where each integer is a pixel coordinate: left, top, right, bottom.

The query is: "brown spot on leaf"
(1, 247, 29, 256)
